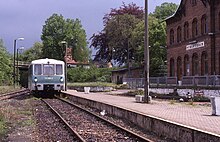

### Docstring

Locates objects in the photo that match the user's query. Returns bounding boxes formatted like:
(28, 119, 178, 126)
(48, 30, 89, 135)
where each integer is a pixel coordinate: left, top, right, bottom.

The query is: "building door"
(177, 57, 182, 81)
(192, 53, 199, 75)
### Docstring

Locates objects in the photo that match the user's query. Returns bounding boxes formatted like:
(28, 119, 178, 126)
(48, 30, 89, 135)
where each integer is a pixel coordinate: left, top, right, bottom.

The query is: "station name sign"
(186, 41, 204, 50)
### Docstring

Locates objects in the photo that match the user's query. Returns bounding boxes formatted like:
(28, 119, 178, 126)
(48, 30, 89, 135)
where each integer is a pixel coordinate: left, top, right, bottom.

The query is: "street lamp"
(13, 37, 24, 88)
(127, 39, 131, 78)
(61, 41, 67, 91)
(16, 46, 24, 85)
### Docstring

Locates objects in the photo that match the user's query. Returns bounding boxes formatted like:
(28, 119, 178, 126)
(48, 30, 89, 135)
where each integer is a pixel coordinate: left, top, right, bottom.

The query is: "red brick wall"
(166, 0, 220, 77)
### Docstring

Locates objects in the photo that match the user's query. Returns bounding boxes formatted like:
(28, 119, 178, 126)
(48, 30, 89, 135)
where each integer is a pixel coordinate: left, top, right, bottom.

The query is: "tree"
(91, 3, 143, 65)
(103, 2, 144, 24)
(132, 15, 166, 76)
(19, 42, 43, 62)
(41, 14, 89, 62)
(91, 2, 177, 76)
(151, 2, 178, 21)
(0, 39, 13, 85)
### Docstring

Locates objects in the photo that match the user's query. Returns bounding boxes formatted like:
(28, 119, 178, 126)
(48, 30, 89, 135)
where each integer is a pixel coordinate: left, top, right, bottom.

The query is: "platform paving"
(64, 89, 220, 135)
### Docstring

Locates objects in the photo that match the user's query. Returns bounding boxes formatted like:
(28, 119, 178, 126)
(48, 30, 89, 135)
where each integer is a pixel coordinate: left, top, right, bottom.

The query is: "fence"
(123, 75, 220, 89)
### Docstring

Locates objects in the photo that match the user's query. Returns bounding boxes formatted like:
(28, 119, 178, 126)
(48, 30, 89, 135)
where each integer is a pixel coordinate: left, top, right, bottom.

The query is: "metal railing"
(123, 75, 220, 88)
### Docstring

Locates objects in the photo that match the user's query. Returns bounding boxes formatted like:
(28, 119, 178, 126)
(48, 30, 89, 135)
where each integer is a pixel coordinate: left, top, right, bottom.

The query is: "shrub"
(67, 66, 113, 83)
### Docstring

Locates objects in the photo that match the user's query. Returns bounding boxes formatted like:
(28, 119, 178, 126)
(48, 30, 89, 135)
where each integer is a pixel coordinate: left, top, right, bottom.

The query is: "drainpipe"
(210, 1, 216, 75)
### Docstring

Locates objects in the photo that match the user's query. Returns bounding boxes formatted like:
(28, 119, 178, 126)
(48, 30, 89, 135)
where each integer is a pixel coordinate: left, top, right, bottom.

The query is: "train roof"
(31, 58, 64, 65)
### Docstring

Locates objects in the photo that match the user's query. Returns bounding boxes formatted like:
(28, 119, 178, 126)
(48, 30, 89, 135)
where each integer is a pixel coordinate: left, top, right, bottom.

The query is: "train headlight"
(34, 77, 38, 83)
(60, 77, 64, 82)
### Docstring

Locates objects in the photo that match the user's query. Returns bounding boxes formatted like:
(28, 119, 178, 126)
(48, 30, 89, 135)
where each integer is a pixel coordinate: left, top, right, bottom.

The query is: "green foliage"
(151, 2, 178, 21)
(132, 15, 167, 76)
(0, 39, 13, 85)
(91, 3, 143, 65)
(19, 42, 43, 62)
(193, 96, 210, 102)
(91, 2, 177, 76)
(0, 113, 7, 137)
(41, 14, 90, 62)
(69, 82, 116, 87)
(0, 86, 19, 94)
(67, 66, 113, 82)
(105, 14, 141, 65)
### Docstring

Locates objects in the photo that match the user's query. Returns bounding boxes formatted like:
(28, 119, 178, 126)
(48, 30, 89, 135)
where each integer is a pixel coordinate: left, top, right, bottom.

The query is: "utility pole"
(144, 0, 150, 103)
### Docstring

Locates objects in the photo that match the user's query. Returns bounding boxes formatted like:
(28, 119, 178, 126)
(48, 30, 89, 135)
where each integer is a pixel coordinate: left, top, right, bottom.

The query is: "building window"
(184, 22, 189, 40)
(170, 29, 174, 45)
(191, 0, 197, 6)
(177, 57, 182, 80)
(192, 18, 198, 38)
(201, 52, 208, 75)
(201, 15, 207, 35)
(219, 52, 220, 74)
(170, 58, 175, 77)
(184, 55, 190, 76)
(177, 26, 182, 43)
(219, 12, 220, 31)
(192, 53, 199, 76)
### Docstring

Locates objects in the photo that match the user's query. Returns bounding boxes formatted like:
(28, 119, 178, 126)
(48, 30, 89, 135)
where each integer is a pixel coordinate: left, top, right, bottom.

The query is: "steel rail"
(41, 99, 86, 142)
(0, 89, 30, 101)
(57, 96, 154, 142)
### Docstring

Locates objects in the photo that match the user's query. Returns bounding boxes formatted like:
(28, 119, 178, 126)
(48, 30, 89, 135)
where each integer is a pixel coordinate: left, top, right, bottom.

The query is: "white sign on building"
(186, 41, 204, 50)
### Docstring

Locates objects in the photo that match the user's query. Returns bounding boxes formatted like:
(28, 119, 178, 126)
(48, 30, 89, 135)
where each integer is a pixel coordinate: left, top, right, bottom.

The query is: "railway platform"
(64, 89, 220, 135)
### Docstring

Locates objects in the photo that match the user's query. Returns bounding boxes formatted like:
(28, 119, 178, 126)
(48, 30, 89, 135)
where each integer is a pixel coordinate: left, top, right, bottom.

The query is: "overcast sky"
(0, 0, 180, 53)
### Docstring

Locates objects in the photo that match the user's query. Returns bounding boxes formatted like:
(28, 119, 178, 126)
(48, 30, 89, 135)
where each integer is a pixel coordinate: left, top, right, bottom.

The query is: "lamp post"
(16, 46, 24, 85)
(127, 39, 131, 78)
(61, 41, 67, 91)
(144, 0, 150, 103)
(13, 37, 24, 88)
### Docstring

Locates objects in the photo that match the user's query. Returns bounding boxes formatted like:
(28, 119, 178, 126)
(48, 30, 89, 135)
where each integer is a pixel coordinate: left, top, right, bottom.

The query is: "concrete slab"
(64, 89, 220, 135)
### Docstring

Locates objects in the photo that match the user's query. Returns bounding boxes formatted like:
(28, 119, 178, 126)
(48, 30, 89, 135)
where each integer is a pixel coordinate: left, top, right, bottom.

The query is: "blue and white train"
(28, 58, 66, 95)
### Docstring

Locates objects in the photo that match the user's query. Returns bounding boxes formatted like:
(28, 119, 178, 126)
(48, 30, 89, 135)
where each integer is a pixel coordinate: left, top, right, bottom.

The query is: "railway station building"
(165, 0, 220, 81)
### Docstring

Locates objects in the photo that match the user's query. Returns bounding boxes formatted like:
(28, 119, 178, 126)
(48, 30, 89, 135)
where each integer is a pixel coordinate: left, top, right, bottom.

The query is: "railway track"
(42, 99, 86, 142)
(42, 97, 154, 142)
(0, 89, 30, 101)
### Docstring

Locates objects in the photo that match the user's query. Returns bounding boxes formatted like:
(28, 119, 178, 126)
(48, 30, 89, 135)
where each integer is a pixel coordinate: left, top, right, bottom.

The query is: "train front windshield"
(56, 64, 63, 75)
(43, 64, 54, 75)
(33, 64, 63, 75)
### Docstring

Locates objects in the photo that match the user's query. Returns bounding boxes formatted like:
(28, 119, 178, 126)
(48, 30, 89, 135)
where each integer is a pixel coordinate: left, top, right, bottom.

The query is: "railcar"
(28, 58, 65, 95)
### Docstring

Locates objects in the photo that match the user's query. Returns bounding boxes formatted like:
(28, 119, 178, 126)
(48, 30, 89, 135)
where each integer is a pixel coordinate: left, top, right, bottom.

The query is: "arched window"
(170, 58, 175, 77)
(170, 29, 174, 45)
(191, 0, 197, 6)
(184, 55, 190, 76)
(184, 22, 189, 40)
(192, 18, 198, 38)
(219, 12, 220, 31)
(192, 53, 199, 75)
(201, 15, 207, 35)
(177, 26, 182, 43)
(201, 52, 208, 75)
(219, 52, 220, 74)
(177, 57, 182, 80)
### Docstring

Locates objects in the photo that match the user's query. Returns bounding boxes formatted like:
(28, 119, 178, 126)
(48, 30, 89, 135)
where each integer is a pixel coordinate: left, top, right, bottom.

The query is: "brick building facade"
(165, 0, 220, 81)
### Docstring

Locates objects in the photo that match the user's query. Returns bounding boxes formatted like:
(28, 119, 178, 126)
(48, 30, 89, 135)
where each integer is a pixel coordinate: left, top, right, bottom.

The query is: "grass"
(0, 113, 7, 138)
(68, 82, 117, 87)
(0, 86, 20, 95)
(169, 99, 176, 104)
(19, 119, 35, 127)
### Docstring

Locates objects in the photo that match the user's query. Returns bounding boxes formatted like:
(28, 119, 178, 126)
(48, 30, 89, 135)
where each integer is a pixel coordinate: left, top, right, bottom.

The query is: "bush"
(67, 66, 113, 83)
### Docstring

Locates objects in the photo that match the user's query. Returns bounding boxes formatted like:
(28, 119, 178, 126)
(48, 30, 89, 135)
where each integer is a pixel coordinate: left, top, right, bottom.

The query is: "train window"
(34, 64, 42, 75)
(56, 64, 63, 75)
(43, 64, 54, 75)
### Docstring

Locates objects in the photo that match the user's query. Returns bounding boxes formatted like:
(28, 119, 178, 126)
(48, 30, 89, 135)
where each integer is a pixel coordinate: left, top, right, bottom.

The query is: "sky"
(0, 0, 180, 53)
